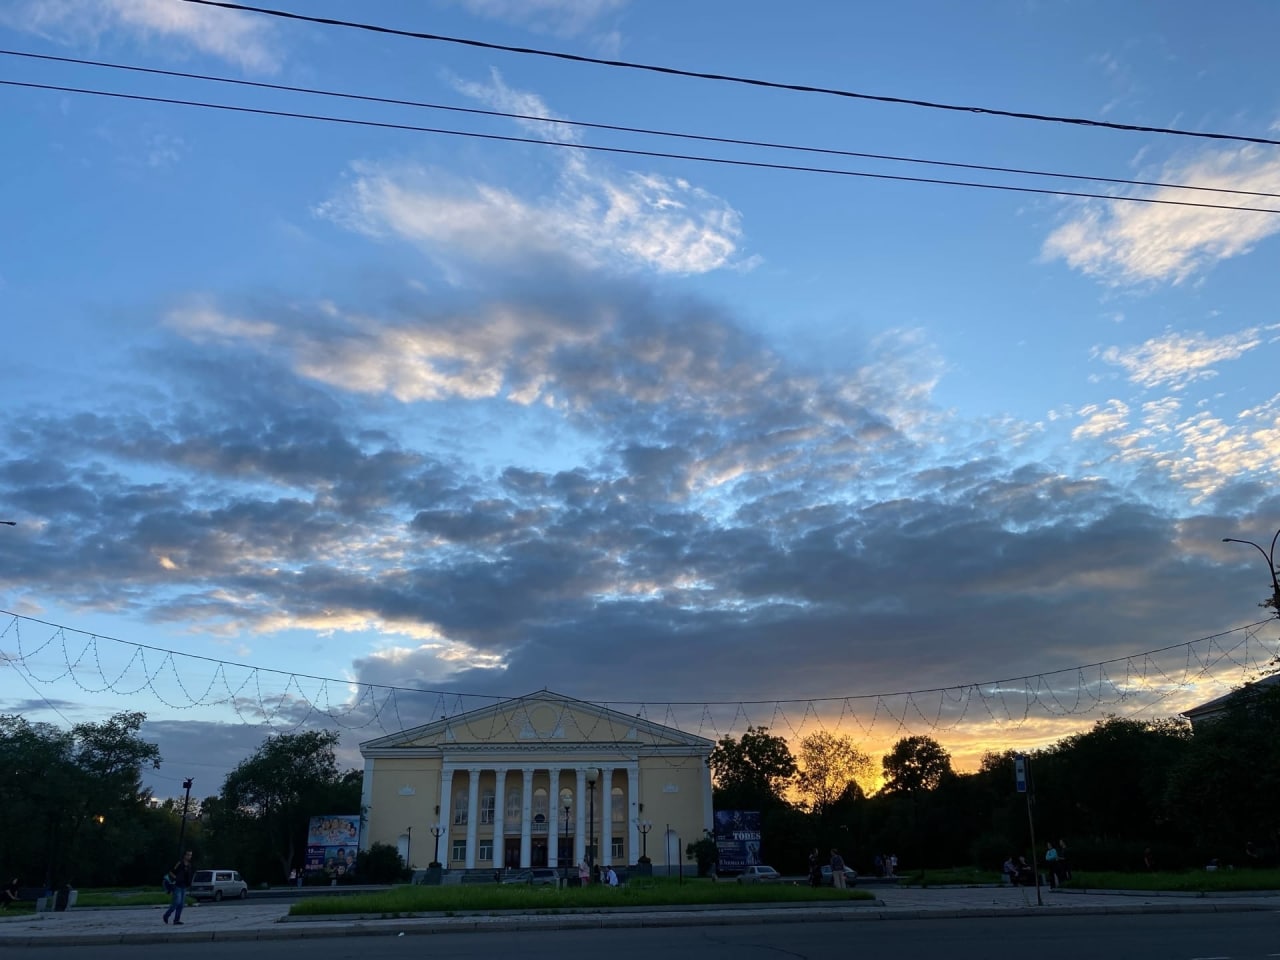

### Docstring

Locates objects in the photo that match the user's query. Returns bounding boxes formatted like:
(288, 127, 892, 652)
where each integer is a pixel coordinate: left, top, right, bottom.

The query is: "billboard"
(713, 809, 761, 873)
(305, 814, 360, 874)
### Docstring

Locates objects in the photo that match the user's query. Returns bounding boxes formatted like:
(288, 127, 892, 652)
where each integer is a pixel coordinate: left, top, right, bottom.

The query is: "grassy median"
(288, 877, 873, 917)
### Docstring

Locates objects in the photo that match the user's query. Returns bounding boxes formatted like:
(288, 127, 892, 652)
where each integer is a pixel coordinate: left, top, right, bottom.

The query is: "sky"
(1, 0, 1279, 799)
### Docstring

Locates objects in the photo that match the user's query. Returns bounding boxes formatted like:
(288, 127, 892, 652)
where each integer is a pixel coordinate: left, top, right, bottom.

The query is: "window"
(611, 786, 624, 824)
(453, 791, 468, 825)
(451, 839, 467, 862)
(559, 788, 573, 820)
(478, 841, 493, 863)
(533, 788, 548, 824)
(480, 791, 495, 824)
(611, 837, 624, 860)
(506, 789, 522, 822)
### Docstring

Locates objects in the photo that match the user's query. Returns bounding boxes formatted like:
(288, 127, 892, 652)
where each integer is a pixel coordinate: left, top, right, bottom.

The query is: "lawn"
(900, 868, 1004, 886)
(1063, 868, 1280, 892)
(289, 876, 873, 917)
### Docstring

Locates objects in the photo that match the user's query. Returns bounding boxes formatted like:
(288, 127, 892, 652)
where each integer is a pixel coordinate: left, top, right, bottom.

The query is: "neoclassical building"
(359, 690, 715, 871)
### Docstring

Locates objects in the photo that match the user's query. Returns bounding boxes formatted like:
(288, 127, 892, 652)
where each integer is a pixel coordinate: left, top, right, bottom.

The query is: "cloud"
(3, 0, 281, 73)
(1094, 327, 1274, 391)
(316, 73, 744, 276)
(1042, 146, 1280, 284)
(455, 0, 628, 36)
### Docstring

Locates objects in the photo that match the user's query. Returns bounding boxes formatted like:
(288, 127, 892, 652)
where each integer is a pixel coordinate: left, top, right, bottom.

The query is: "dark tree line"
(0, 715, 361, 889)
(707, 685, 1280, 877)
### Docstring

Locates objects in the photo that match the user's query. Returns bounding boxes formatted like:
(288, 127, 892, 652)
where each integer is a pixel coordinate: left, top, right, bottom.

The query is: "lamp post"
(1223, 529, 1280, 618)
(175, 777, 194, 860)
(586, 767, 600, 877)
(636, 819, 652, 861)
(563, 805, 572, 882)
(404, 826, 412, 869)
(429, 823, 445, 866)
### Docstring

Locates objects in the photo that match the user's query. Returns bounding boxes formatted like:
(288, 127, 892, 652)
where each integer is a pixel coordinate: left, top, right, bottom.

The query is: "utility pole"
(175, 777, 194, 860)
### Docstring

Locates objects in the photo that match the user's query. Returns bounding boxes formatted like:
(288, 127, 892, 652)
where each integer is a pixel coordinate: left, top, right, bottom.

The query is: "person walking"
(829, 848, 846, 889)
(162, 851, 193, 925)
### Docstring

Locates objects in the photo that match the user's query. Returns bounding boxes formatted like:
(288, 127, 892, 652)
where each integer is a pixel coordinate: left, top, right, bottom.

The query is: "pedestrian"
(1044, 841, 1060, 888)
(578, 860, 590, 886)
(886, 853, 897, 878)
(162, 850, 193, 925)
(605, 866, 618, 887)
(1057, 838, 1071, 882)
(808, 848, 822, 887)
(2, 878, 18, 909)
(873, 853, 883, 877)
(829, 848, 846, 889)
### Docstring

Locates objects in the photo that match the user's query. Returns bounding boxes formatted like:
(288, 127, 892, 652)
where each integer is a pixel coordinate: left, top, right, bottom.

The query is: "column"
(520, 767, 534, 868)
(627, 762, 640, 864)
(601, 767, 614, 865)
(493, 766, 506, 868)
(359, 758, 373, 851)
(437, 765, 454, 867)
(464, 767, 480, 868)
(574, 767, 587, 865)
(547, 768, 560, 869)
(701, 757, 714, 835)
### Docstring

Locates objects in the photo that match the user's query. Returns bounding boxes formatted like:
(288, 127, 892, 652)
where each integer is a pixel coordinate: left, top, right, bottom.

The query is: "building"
(1181, 672, 1280, 730)
(359, 690, 714, 872)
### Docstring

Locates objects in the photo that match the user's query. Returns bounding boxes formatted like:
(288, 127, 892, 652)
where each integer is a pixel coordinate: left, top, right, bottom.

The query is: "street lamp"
(636, 819, 653, 861)
(429, 823, 445, 866)
(586, 767, 600, 878)
(404, 826, 412, 868)
(1223, 529, 1280, 618)
(175, 777, 194, 860)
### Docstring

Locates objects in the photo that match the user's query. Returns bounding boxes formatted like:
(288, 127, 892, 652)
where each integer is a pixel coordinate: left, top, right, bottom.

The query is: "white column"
(574, 767, 587, 865)
(492, 767, 507, 868)
(464, 767, 480, 868)
(548, 768, 560, 869)
(520, 767, 534, 868)
(437, 765, 454, 867)
(601, 767, 614, 865)
(627, 762, 640, 864)
(701, 757, 714, 835)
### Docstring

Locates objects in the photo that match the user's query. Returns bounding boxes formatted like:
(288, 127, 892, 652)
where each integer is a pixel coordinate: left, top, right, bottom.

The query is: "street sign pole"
(1015, 756, 1042, 906)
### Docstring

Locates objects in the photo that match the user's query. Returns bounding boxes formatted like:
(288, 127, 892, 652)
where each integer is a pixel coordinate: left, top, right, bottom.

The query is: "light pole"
(563, 805, 571, 882)
(636, 819, 652, 861)
(404, 826, 412, 869)
(586, 767, 599, 878)
(175, 777, 194, 860)
(429, 823, 445, 866)
(1223, 529, 1280, 618)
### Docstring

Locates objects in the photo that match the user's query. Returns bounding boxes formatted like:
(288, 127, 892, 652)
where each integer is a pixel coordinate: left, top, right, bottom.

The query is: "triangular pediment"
(360, 690, 713, 753)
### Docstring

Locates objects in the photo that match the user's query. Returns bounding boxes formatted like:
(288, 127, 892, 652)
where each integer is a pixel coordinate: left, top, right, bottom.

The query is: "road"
(9, 913, 1279, 959)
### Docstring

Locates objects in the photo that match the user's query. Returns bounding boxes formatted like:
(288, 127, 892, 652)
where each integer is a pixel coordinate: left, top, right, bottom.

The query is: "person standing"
(163, 851, 193, 925)
(829, 849, 846, 889)
(1044, 842, 1060, 888)
(578, 860, 590, 886)
(808, 848, 822, 887)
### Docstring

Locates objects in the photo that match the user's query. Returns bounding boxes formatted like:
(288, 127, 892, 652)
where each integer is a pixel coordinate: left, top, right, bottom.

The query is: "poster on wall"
(305, 814, 361, 874)
(713, 809, 761, 872)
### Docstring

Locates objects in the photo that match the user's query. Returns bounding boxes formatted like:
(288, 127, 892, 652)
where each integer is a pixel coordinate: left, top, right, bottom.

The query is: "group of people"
(1002, 839, 1070, 888)
(806, 847, 849, 888)
(872, 853, 898, 878)
(575, 860, 619, 886)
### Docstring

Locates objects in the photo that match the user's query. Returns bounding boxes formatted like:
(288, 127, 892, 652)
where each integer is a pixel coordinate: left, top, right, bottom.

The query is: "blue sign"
(713, 810, 761, 872)
(1014, 756, 1028, 794)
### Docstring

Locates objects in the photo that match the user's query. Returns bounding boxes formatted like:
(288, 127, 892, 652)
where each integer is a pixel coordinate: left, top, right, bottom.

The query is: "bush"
(355, 842, 411, 883)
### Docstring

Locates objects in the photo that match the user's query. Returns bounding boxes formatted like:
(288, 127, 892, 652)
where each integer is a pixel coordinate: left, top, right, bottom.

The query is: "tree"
(220, 730, 360, 882)
(881, 735, 952, 795)
(795, 731, 874, 813)
(708, 726, 796, 810)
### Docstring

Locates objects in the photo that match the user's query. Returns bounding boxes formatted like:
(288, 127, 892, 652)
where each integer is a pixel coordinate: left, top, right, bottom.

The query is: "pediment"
(361, 690, 712, 753)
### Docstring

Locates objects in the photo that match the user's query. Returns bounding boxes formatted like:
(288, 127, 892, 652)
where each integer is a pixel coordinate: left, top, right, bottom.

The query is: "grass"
(288, 876, 873, 916)
(902, 868, 1004, 886)
(1063, 868, 1280, 892)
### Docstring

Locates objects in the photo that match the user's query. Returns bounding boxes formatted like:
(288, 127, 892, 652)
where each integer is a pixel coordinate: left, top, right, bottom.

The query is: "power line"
(6, 48, 1279, 203)
(5, 78, 1279, 216)
(2, 608, 1273, 707)
(179, 0, 1280, 149)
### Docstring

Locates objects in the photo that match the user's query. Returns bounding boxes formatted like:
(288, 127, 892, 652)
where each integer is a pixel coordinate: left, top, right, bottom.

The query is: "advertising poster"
(713, 809, 761, 873)
(305, 814, 360, 874)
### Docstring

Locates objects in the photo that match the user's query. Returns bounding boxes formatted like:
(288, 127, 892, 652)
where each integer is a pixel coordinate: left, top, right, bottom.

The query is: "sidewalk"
(1, 885, 1274, 947)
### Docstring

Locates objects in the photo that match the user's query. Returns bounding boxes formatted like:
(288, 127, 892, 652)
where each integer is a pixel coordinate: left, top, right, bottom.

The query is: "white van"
(189, 869, 248, 901)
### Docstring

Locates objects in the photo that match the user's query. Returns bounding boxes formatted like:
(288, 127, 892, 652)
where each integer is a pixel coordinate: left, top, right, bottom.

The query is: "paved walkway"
(2, 886, 1275, 947)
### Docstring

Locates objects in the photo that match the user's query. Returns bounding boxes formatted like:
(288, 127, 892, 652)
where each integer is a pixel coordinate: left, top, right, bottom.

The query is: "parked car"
(819, 865, 858, 886)
(499, 868, 559, 886)
(189, 869, 248, 902)
(735, 865, 782, 884)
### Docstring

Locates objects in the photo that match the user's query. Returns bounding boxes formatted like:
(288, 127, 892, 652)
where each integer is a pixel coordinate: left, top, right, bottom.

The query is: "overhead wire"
(178, 0, 1280, 149)
(4, 49, 1278, 202)
(3, 78, 1278, 216)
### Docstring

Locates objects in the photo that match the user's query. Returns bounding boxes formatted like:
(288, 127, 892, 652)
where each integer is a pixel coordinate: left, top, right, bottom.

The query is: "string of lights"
(4, 79, 1279, 217)
(179, 0, 1280, 149)
(4, 49, 1277, 203)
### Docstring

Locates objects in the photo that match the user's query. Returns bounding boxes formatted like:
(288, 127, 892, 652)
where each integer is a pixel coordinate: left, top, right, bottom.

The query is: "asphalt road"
(8, 913, 1279, 959)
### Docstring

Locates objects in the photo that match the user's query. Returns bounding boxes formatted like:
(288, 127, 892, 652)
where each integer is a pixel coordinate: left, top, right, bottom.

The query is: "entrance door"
(505, 839, 521, 868)
(532, 840, 547, 867)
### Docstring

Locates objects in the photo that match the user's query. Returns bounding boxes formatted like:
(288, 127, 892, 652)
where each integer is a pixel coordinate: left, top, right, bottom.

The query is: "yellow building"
(359, 690, 714, 872)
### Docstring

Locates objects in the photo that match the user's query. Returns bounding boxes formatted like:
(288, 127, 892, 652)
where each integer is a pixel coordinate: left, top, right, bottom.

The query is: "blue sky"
(2, 0, 1279, 794)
